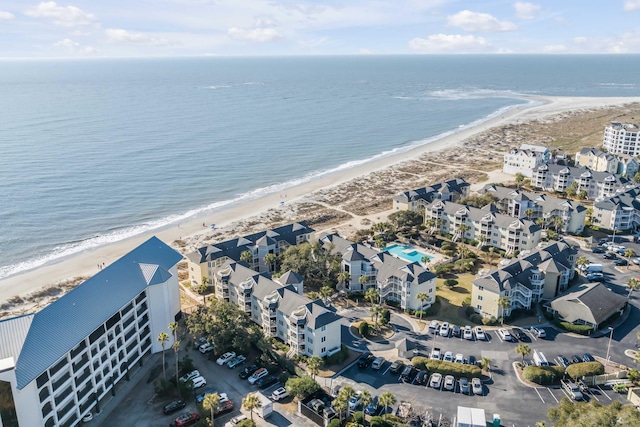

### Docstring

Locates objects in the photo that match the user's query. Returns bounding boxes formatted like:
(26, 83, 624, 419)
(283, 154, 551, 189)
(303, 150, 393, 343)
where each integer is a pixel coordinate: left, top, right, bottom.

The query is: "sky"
(1, 0, 640, 57)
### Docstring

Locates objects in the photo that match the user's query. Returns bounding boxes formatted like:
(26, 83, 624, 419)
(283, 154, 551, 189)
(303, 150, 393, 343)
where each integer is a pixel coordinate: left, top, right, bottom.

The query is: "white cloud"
(25, 2, 96, 27)
(357, 48, 374, 55)
(513, 2, 541, 20)
(0, 11, 15, 19)
(227, 27, 282, 42)
(572, 36, 588, 45)
(409, 34, 491, 53)
(447, 10, 517, 32)
(105, 29, 171, 46)
(54, 38, 97, 54)
(624, 0, 640, 11)
(542, 44, 567, 53)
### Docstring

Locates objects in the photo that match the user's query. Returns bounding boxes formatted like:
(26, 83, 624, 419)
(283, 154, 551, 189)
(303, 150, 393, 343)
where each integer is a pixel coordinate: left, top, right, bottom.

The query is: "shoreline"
(1, 95, 639, 308)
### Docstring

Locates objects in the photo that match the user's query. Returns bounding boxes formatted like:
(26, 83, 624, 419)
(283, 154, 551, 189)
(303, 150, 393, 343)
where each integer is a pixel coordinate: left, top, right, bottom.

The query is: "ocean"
(1, 55, 640, 279)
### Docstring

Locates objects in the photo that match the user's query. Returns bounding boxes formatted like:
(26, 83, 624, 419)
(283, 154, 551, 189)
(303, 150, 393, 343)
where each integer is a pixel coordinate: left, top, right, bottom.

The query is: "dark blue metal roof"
(15, 236, 183, 389)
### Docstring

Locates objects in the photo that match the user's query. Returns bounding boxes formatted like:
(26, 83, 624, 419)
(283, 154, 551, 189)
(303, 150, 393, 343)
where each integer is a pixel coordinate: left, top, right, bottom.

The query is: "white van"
(583, 263, 603, 274)
(533, 350, 549, 367)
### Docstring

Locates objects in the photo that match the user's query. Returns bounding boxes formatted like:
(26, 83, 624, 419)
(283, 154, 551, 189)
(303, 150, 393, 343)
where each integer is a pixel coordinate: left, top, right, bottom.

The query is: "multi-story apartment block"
(503, 144, 551, 177)
(212, 262, 341, 358)
(574, 148, 619, 173)
(593, 187, 640, 232)
(393, 178, 470, 212)
(424, 200, 542, 255)
(603, 122, 640, 156)
(479, 185, 587, 234)
(0, 237, 183, 427)
(319, 234, 437, 311)
(531, 164, 629, 200)
(186, 222, 314, 287)
(472, 240, 577, 319)
(615, 154, 639, 177)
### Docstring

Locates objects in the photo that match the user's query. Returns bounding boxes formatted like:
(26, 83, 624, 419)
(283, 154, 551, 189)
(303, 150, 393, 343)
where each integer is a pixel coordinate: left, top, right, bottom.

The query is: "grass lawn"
(432, 273, 474, 326)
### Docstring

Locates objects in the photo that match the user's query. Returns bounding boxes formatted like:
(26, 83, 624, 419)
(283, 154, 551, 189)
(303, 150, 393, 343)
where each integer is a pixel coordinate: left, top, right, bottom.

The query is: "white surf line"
(534, 388, 546, 403)
(547, 388, 559, 403)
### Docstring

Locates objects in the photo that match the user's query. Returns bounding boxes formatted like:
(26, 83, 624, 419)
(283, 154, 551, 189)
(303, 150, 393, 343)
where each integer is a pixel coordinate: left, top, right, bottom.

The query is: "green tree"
(365, 287, 380, 306)
(378, 391, 396, 420)
(157, 331, 169, 380)
(243, 392, 262, 422)
(359, 274, 369, 290)
(625, 248, 637, 269)
(338, 271, 351, 290)
(635, 172, 640, 184)
(627, 277, 640, 299)
(285, 376, 320, 399)
(320, 286, 333, 304)
(548, 398, 640, 426)
(335, 386, 356, 420)
(169, 322, 179, 385)
(307, 356, 324, 379)
(202, 392, 220, 427)
(515, 343, 531, 363)
(359, 389, 373, 423)
(524, 208, 535, 220)
(576, 256, 589, 271)
(480, 357, 492, 378)
(359, 321, 370, 337)
(240, 250, 254, 267)
(551, 215, 564, 233)
(535, 217, 547, 230)
(515, 173, 525, 189)
(498, 296, 511, 325)
(421, 255, 431, 266)
(415, 292, 431, 320)
(264, 252, 277, 273)
(577, 189, 588, 200)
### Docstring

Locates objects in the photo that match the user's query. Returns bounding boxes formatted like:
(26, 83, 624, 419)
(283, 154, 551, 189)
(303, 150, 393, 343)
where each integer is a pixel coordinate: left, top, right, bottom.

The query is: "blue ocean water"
(1, 55, 640, 279)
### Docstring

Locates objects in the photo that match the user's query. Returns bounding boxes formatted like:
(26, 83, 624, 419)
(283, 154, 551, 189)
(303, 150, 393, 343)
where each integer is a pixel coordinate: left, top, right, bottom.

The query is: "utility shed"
(457, 406, 486, 427)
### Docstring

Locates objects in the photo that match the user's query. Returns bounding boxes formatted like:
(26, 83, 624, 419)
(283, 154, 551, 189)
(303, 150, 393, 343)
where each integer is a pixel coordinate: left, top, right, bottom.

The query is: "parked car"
(415, 370, 428, 385)
(428, 320, 440, 334)
(216, 351, 236, 366)
(270, 387, 288, 401)
(571, 355, 582, 364)
(510, 327, 526, 341)
(614, 258, 628, 266)
(348, 391, 363, 409)
(191, 376, 207, 389)
(170, 413, 201, 427)
(583, 353, 595, 362)
(248, 368, 268, 384)
(389, 360, 405, 373)
(587, 272, 605, 282)
(400, 366, 417, 383)
(454, 353, 464, 364)
(193, 337, 207, 349)
(592, 247, 605, 254)
(357, 352, 375, 368)
(443, 375, 455, 391)
(472, 378, 483, 395)
(227, 355, 246, 368)
(474, 326, 486, 340)
(196, 388, 224, 404)
(443, 351, 454, 362)
(163, 400, 186, 415)
(463, 325, 474, 340)
(497, 328, 513, 342)
(459, 377, 471, 395)
(224, 415, 247, 427)
(429, 373, 443, 389)
(452, 325, 461, 338)
(440, 322, 450, 337)
(364, 395, 379, 416)
(216, 400, 234, 416)
(239, 365, 259, 379)
(371, 357, 385, 370)
(633, 257, 640, 265)
(558, 355, 570, 368)
(179, 370, 200, 383)
(466, 355, 476, 366)
(530, 326, 546, 339)
(199, 343, 215, 354)
(257, 375, 278, 389)
(603, 252, 617, 260)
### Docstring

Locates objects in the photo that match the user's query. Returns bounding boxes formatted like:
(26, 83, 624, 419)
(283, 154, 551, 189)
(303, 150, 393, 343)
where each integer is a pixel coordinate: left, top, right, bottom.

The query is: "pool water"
(383, 243, 433, 264)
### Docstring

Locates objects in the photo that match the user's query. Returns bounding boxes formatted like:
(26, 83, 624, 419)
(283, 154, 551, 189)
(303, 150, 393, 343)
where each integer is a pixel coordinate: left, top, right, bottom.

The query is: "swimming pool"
(384, 243, 433, 264)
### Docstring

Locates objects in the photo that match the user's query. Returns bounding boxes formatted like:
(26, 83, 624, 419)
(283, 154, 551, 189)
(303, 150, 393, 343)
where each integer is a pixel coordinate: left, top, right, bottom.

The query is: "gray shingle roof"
(533, 164, 629, 185)
(14, 236, 183, 389)
(549, 283, 627, 326)
(394, 178, 469, 204)
(594, 187, 640, 211)
(480, 185, 587, 215)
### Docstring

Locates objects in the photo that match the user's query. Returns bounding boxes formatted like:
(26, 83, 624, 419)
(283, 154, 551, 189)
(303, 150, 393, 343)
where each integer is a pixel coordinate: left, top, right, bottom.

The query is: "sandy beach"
(2, 95, 639, 316)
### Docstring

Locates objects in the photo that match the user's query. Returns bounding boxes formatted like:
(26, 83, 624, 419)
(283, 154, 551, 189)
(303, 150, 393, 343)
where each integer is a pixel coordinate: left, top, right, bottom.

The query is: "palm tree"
(365, 287, 379, 306)
(169, 322, 179, 385)
(480, 357, 492, 378)
(264, 253, 277, 272)
(627, 278, 640, 299)
(378, 391, 396, 420)
(243, 392, 262, 422)
(625, 248, 637, 270)
(498, 296, 511, 325)
(157, 332, 169, 380)
(515, 173, 525, 189)
(240, 250, 253, 267)
(487, 247, 497, 266)
(359, 390, 372, 421)
(320, 286, 333, 305)
(515, 344, 531, 363)
(307, 356, 324, 379)
(338, 271, 351, 290)
(421, 255, 431, 267)
(202, 392, 220, 426)
(336, 386, 355, 419)
(359, 274, 368, 290)
(308, 291, 320, 301)
(415, 292, 431, 320)
(524, 208, 534, 220)
(551, 215, 564, 233)
(535, 217, 546, 230)
(576, 256, 589, 271)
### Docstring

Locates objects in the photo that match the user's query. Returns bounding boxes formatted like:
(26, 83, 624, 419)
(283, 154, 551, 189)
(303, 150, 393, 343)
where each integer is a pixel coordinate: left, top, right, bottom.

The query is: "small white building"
(503, 144, 550, 177)
(456, 406, 486, 427)
(603, 122, 640, 156)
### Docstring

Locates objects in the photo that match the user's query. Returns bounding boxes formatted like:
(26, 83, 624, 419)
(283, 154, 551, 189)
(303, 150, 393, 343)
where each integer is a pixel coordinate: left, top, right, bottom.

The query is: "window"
(321, 325, 326, 332)
(321, 337, 326, 343)
(321, 347, 326, 353)
(307, 337, 313, 344)
(478, 286, 484, 291)
(476, 304, 482, 310)
(478, 296, 483, 301)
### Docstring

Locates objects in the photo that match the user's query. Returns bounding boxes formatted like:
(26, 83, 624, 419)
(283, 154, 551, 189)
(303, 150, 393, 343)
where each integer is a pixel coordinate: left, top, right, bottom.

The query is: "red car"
(170, 412, 200, 427)
(216, 399, 234, 415)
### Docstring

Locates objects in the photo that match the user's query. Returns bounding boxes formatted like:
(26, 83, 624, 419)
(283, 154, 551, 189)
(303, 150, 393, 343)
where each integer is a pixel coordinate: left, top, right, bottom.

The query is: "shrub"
(469, 314, 483, 324)
(558, 322, 593, 335)
(358, 321, 370, 336)
(327, 419, 341, 427)
(347, 291, 364, 302)
(369, 416, 392, 427)
(444, 279, 459, 287)
(412, 358, 481, 378)
(385, 300, 400, 308)
(327, 344, 349, 365)
(482, 317, 498, 326)
(463, 297, 472, 307)
(352, 411, 364, 424)
(381, 309, 391, 325)
(286, 376, 320, 399)
(566, 362, 604, 379)
(424, 297, 441, 316)
(464, 306, 475, 316)
(236, 420, 256, 427)
(413, 310, 426, 318)
(523, 366, 565, 384)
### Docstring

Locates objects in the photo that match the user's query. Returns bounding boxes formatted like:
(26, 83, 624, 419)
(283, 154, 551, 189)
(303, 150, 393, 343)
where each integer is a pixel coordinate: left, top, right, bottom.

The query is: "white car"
(497, 328, 513, 342)
(443, 351, 454, 362)
(463, 325, 473, 340)
(348, 391, 363, 409)
(224, 414, 248, 427)
(270, 387, 288, 401)
(179, 370, 200, 383)
(216, 351, 236, 365)
(472, 377, 483, 395)
(454, 353, 464, 364)
(429, 373, 443, 389)
(439, 322, 450, 337)
(199, 343, 215, 354)
(248, 368, 268, 384)
(429, 320, 440, 334)
(474, 326, 486, 341)
(191, 376, 207, 389)
(444, 375, 455, 391)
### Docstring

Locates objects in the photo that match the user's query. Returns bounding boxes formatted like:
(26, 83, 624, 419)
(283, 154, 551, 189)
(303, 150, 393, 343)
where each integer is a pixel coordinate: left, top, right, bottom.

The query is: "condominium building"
(574, 148, 639, 177)
(393, 178, 470, 212)
(479, 185, 587, 234)
(185, 222, 314, 287)
(424, 200, 542, 255)
(212, 262, 342, 358)
(471, 240, 577, 319)
(319, 234, 437, 311)
(593, 187, 640, 232)
(0, 237, 183, 427)
(603, 122, 640, 156)
(503, 144, 551, 177)
(531, 164, 628, 200)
